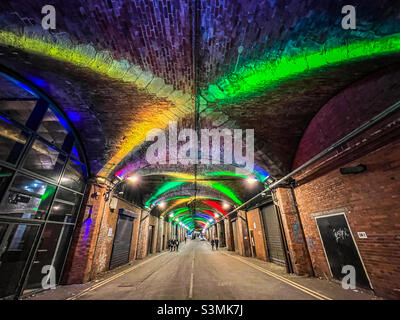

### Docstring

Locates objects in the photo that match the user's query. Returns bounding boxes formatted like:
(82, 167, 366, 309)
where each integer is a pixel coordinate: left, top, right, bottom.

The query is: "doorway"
(109, 214, 134, 270)
(316, 213, 371, 289)
(147, 225, 154, 255)
(0, 222, 40, 298)
(261, 204, 287, 267)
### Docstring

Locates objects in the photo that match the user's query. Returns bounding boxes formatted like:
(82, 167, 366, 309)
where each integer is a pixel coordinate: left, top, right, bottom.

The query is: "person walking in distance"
(184, 236, 187, 244)
(175, 239, 179, 252)
(215, 238, 219, 250)
(211, 239, 215, 250)
(168, 239, 172, 252)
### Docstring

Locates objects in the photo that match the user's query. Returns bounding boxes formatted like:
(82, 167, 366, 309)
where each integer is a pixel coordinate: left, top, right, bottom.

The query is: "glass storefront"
(0, 72, 87, 299)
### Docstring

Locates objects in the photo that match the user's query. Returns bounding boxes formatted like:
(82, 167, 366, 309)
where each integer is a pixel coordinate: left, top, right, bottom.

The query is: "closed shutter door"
(110, 215, 133, 269)
(261, 204, 287, 266)
(231, 220, 239, 252)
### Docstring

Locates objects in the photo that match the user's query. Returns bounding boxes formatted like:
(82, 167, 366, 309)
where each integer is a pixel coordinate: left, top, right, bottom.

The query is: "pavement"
(22, 239, 381, 300)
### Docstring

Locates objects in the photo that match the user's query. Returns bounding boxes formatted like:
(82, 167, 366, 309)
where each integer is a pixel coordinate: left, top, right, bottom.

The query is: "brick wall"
(294, 139, 400, 299)
(236, 211, 251, 257)
(90, 197, 142, 277)
(224, 218, 234, 251)
(274, 189, 313, 276)
(218, 220, 226, 247)
(246, 209, 268, 261)
(62, 181, 108, 284)
(136, 210, 150, 259)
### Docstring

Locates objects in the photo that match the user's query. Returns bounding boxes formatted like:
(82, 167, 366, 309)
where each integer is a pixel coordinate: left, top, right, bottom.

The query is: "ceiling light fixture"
(127, 175, 139, 183)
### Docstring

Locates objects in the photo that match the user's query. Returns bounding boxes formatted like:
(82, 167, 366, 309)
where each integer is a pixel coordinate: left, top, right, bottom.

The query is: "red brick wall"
(149, 215, 159, 254)
(90, 197, 142, 276)
(224, 218, 234, 251)
(274, 189, 313, 275)
(136, 211, 150, 259)
(246, 209, 268, 261)
(294, 139, 400, 299)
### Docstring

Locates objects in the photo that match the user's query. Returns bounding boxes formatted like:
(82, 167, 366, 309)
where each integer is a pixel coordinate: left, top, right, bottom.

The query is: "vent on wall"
(339, 164, 367, 175)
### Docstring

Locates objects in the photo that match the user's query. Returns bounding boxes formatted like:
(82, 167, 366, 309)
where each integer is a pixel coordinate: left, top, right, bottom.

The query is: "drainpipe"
(212, 100, 400, 225)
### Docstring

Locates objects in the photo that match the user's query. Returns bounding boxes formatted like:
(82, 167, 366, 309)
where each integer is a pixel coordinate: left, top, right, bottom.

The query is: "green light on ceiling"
(145, 181, 187, 207)
(205, 171, 248, 179)
(202, 34, 400, 104)
(207, 183, 242, 205)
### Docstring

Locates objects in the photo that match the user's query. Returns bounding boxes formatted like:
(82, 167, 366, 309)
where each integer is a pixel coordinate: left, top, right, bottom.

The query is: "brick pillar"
(237, 211, 251, 257)
(136, 210, 150, 259)
(62, 179, 109, 284)
(163, 221, 168, 250)
(224, 218, 234, 251)
(156, 217, 163, 252)
(275, 187, 313, 276)
(218, 220, 226, 247)
(151, 217, 158, 254)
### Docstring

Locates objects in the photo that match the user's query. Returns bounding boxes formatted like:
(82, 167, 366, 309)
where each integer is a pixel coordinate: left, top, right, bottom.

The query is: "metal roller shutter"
(261, 204, 287, 266)
(109, 214, 134, 270)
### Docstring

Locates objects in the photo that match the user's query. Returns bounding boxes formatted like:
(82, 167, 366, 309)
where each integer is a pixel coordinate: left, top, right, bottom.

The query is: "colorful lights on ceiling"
(201, 34, 400, 105)
(0, 30, 193, 177)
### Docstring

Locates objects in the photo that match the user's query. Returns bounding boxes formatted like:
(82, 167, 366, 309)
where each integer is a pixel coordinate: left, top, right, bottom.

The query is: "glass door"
(0, 222, 40, 298)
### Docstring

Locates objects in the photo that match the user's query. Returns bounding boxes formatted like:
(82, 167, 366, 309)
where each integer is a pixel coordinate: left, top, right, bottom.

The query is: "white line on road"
(221, 251, 332, 300)
(66, 251, 168, 300)
(188, 248, 195, 299)
(189, 273, 194, 299)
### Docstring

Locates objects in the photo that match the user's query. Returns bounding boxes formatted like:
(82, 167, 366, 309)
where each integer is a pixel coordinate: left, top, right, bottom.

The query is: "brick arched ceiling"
(0, 1, 399, 229)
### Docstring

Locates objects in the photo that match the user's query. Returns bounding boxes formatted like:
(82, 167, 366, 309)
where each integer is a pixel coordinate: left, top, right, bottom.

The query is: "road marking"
(188, 249, 195, 299)
(189, 273, 194, 299)
(66, 251, 168, 300)
(221, 251, 332, 300)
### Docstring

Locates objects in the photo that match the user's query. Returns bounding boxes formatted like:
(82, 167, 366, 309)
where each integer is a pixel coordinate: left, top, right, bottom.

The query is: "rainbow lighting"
(0, 30, 193, 177)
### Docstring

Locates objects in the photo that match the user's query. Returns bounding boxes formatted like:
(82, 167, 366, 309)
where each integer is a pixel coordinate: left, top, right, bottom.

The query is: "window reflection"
(0, 100, 37, 126)
(0, 166, 13, 200)
(61, 158, 86, 192)
(23, 139, 66, 182)
(48, 188, 82, 223)
(0, 223, 40, 298)
(37, 108, 68, 148)
(0, 117, 28, 164)
(0, 174, 56, 220)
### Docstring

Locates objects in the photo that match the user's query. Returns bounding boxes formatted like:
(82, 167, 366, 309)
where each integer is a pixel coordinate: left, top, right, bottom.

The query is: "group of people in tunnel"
(210, 238, 219, 250)
(167, 239, 181, 252)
